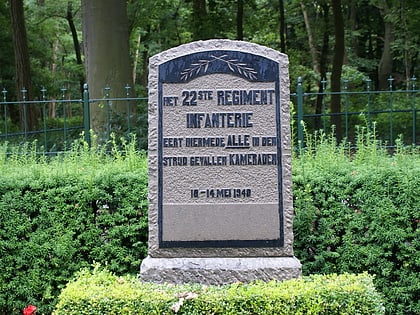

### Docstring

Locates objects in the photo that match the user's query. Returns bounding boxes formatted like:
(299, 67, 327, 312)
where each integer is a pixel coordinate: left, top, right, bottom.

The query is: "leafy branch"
(180, 54, 258, 81)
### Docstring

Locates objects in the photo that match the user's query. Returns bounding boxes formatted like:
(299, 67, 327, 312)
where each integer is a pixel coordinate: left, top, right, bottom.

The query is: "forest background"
(1, 0, 420, 144)
(0, 1, 419, 314)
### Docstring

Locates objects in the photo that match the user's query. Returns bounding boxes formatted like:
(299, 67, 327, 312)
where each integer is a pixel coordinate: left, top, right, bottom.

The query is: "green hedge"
(0, 140, 149, 315)
(1, 134, 419, 314)
(53, 266, 384, 315)
(293, 134, 420, 315)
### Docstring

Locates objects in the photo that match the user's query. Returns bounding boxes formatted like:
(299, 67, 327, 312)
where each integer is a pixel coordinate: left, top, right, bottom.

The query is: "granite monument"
(140, 39, 301, 284)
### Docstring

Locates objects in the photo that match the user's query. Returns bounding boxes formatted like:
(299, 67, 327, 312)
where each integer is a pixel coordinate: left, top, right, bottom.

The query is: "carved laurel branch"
(180, 54, 258, 81)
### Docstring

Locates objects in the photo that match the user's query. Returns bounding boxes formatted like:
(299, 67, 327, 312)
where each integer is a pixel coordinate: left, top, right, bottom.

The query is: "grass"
(0, 132, 146, 181)
(294, 122, 420, 170)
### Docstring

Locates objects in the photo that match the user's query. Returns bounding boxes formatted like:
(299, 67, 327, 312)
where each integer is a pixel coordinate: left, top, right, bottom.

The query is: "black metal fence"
(1, 77, 419, 153)
(291, 76, 420, 147)
(0, 84, 148, 153)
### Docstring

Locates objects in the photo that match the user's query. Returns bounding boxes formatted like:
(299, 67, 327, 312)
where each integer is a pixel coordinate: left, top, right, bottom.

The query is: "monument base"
(140, 256, 301, 285)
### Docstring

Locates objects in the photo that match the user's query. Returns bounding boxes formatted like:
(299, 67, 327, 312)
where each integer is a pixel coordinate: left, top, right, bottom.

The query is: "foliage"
(24, 0, 84, 97)
(0, 95, 149, 152)
(2, 0, 420, 148)
(365, 92, 420, 145)
(53, 266, 384, 315)
(0, 136, 148, 315)
(1, 0, 419, 97)
(0, 1, 14, 91)
(293, 129, 420, 315)
(0, 129, 419, 314)
(290, 77, 420, 146)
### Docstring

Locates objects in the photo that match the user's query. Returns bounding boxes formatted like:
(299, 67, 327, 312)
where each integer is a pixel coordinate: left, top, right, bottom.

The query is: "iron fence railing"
(291, 76, 420, 148)
(0, 84, 148, 153)
(1, 77, 419, 153)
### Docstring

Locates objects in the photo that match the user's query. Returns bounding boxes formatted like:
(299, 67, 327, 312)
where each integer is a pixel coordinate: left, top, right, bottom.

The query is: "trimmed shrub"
(293, 132, 420, 315)
(0, 138, 148, 315)
(53, 266, 385, 315)
(1, 131, 419, 314)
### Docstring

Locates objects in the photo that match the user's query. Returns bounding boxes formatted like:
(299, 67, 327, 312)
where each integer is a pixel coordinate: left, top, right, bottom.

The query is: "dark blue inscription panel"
(157, 50, 284, 248)
(159, 51, 278, 83)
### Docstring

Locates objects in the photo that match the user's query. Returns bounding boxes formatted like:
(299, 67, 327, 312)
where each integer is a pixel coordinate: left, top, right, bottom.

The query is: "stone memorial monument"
(140, 39, 301, 284)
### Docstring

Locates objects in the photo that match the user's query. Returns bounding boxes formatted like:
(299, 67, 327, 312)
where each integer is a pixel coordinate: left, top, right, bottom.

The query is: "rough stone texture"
(141, 256, 302, 285)
(141, 39, 301, 283)
(146, 39, 295, 258)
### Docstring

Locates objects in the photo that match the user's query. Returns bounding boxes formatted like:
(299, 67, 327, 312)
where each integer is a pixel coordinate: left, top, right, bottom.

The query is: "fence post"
(21, 88, 28, 141)
(297, 77, 304, 148)
(125, 84, 131, 134)
(83, 83, 91, 145)
(411, 76, 417, 145)
(104, 86, 111, 141)
(321, 79, 327, 130)
(366, 78, 372, 129)
(41, 87, 47, 149)
(2, 88, 7, 141)
(61, 86, 67, 146)
(388, 75, 394, 146)
(343, 79, 349, 139)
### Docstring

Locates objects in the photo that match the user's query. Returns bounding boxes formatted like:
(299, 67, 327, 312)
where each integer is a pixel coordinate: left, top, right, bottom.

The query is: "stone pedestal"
(141, 256, 301, 285)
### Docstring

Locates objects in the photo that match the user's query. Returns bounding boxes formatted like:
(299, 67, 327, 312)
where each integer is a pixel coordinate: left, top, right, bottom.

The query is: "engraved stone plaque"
(141, 40, 301, 284)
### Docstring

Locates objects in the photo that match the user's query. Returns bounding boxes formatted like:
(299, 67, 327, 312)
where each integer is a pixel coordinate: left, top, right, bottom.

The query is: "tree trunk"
(82, 0, 135, 142)
(301, 1, 319, 73)
(349, 0, 359, 57)
(314, 3, 330, 130)
(192, 0, 208, 40)
(67, 1, 84, 95)
(50, 36, 59, 118)
(9, 0, 39, 130)
(279, 0, 286, 53)
(132, 32, 141, 84)
(138, 43, 149, 90)
(377, 1, 393, 90)
(237, 0, 243, 40)
(331, 0, 344, 140)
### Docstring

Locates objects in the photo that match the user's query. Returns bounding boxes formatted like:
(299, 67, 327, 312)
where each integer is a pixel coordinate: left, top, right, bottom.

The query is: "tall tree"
(66, 1, 84, 94)
(314, 3, 330, 130)
(237, 0, 244, 40)
(0, 1, 14, 88)
(300, 1, 319, 73)
(297, 1, 331, 130)
(192, 0, 208, 40)
(330, 0, 344, 139)
(376, 0, 394, 90)
(399, 0, 420, 85)
(9, 0, 39, 130)
(349, 0, 359, 58)
(82, 0, 135, 141)
(279, 0, 286, 53)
